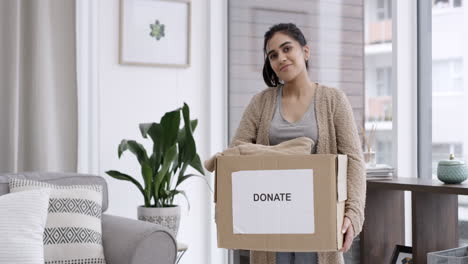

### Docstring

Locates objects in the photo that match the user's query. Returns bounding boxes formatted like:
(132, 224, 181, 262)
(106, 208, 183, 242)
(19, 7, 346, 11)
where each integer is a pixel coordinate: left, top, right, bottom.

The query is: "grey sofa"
(0, 172, 177, 264)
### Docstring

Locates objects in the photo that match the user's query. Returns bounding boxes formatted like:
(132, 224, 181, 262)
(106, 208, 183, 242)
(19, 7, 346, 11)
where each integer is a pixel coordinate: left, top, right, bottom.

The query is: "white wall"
(97, 0, 217, 263)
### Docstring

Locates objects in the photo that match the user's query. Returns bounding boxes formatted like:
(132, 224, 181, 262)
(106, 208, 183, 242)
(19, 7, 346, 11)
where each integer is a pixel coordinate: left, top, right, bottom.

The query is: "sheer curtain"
(0, 0, 78, 173)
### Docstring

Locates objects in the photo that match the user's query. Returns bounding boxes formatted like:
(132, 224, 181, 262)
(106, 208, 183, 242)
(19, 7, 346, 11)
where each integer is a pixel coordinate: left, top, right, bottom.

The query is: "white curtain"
(0, 0, 77, 173)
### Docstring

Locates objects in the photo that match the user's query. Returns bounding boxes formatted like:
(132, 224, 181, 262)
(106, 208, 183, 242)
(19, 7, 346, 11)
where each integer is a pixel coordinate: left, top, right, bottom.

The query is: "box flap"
(213, 157, 218, 203)
(337, 155, 347, 202)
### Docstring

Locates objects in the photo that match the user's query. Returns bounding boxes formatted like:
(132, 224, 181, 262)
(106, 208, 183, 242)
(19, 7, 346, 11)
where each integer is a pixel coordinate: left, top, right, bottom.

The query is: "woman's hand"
(339, 216, 354, 252)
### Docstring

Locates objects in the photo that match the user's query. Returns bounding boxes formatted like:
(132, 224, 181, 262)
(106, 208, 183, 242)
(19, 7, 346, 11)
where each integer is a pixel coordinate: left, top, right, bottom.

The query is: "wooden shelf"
(368, 177, 468, 195)
(361, 177, 463, 264)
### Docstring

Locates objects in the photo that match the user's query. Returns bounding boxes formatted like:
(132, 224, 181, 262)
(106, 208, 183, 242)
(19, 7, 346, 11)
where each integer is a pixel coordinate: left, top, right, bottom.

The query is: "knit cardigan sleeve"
(333, 90, 367, 236)
(229, 93, 262, 148)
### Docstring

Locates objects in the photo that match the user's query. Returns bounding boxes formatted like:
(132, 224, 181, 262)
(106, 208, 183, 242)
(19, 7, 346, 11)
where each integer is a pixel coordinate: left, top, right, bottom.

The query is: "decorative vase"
(137, 205, 181, 237)
(437, 154, 468, 184)
(363, 151, 376, 168)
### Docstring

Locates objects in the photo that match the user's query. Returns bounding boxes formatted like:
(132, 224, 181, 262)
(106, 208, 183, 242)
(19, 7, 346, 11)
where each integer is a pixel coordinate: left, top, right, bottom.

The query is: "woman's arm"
(229, 94, 262, 147)
(333, 90, 367, 236)
(203, 93, 262, 172)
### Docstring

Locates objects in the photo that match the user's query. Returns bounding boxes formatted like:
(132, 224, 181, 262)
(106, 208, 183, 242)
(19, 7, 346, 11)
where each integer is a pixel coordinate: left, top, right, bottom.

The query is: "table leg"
(361, 187, 405, 264)
(412, 192, 458, 264)
(176, 250, 187, 264)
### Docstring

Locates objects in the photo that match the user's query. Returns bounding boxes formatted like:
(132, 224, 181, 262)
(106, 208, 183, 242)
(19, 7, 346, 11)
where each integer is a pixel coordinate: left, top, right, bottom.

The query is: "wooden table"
(361, 178, 468, 264)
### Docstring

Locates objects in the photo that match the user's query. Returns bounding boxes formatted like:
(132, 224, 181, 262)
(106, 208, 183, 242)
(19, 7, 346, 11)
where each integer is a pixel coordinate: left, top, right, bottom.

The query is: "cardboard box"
(214, 154, 347, 252)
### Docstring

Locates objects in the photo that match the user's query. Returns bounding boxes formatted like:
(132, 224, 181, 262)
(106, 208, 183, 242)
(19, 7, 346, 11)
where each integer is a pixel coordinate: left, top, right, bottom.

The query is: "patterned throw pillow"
(9, 179, 106, 264)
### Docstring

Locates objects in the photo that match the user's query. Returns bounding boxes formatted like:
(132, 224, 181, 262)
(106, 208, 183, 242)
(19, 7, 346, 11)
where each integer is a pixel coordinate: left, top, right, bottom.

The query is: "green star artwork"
(149, 20, 165, 41)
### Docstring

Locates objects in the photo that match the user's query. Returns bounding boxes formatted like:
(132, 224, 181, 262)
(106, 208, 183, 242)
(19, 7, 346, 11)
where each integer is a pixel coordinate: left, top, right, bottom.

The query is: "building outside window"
(430, 0, 468, 243)
(376, 67, 392, 96)
(377, 0, 392, 21)
(433, 0, 463, 8)
(433, 59, 464, 93)
(365, 0, 393, 166)
(431, 1, 466, 177)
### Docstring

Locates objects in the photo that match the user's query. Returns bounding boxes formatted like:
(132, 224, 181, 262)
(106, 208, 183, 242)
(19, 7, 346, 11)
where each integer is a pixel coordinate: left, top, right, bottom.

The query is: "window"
(367, 0, 392, 44)
(376, 67, 392, 96)
(433, 59, 464, 93)
(365, 0, 394, 167)
(420, 0, 468, 245)
(433, 0, 463, 8)
(377, 0, 392, 21)
(431, 5, 466, 178)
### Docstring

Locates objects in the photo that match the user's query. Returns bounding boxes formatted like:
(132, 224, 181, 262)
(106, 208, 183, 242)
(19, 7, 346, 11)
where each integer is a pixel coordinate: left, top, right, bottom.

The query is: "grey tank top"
(269, 85, 318, 153)
(270, 85, 319, 261)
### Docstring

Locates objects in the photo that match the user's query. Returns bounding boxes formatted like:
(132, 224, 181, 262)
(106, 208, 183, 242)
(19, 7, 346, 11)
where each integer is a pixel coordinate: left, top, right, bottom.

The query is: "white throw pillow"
(0, 189, 51, 264)
(9, 179, 106, 264)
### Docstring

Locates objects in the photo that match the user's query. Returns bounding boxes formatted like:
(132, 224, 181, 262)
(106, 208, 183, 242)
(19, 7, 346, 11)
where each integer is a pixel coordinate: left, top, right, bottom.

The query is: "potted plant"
(106, 103, 206, 237)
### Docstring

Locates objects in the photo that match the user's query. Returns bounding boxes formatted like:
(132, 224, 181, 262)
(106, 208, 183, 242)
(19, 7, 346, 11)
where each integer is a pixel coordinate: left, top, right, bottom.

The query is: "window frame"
(393, 0, 419, 246)
(392, 0, 418, 180)
(417, 0, 433, 179)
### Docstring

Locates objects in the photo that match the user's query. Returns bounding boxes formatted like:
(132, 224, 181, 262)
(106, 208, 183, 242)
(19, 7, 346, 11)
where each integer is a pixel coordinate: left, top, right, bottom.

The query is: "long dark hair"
(262, 23, 309, 87)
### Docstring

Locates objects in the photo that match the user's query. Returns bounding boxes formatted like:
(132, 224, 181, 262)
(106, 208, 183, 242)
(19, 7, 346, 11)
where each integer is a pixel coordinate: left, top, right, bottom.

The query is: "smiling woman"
(229, 23, 366, 264)
(263, 24, 310, 88)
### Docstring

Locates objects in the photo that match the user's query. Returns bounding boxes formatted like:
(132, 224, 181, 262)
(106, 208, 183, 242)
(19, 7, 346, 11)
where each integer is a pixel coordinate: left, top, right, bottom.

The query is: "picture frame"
(390, 245, 413, 264)
(119, 0, 191, 67)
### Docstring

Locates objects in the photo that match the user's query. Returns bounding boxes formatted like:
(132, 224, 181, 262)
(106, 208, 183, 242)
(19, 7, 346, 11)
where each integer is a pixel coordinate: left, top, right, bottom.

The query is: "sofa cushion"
(0, 189, 51, 264)
(10, 179, 106, 264)
(0, 172, 108, 212)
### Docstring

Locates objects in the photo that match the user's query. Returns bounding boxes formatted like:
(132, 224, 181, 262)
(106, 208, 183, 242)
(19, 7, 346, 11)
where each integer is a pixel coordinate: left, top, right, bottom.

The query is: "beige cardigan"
(230, 84, 366, 264)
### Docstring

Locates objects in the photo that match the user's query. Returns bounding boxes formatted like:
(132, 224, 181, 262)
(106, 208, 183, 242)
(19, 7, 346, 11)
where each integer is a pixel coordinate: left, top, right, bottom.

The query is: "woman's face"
(266, 32, 310, 83)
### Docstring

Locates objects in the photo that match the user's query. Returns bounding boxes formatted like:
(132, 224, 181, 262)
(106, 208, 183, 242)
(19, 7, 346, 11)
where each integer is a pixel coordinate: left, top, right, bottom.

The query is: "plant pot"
(137, 205, 181, 237)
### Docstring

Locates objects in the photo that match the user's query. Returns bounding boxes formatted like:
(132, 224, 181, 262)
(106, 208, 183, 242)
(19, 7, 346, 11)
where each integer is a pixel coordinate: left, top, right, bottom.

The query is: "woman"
(229, 23, 366, 264)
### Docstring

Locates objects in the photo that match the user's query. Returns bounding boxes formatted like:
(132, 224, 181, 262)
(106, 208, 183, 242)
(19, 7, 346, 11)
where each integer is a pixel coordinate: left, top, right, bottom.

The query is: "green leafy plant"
(106, 103, 206, 208)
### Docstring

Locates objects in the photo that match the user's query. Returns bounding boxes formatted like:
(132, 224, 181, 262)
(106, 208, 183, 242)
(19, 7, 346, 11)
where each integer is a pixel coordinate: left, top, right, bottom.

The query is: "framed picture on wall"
(390, 245, 413, 264)
(119, 0, 191, 67)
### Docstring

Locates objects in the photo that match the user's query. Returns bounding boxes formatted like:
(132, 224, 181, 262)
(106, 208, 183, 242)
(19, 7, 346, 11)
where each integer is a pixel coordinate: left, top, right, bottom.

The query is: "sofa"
(0, 172, 177, 264)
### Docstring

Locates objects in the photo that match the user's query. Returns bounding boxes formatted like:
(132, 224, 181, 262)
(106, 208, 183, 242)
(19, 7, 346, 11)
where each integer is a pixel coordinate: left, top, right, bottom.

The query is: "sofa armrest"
(102, 214, 177, 264)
